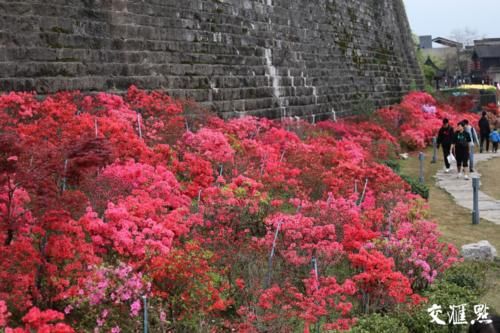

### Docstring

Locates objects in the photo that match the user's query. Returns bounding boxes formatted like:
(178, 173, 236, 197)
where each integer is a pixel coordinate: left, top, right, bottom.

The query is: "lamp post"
(418, 152, 425, 184)
(472, 177, 480, 225)
(431, 137, 437, 164)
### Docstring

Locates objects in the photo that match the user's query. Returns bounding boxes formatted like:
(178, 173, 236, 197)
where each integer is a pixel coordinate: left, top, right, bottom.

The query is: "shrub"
(404, 282, 479, 333)
(400, 174, 430, 199)
(384, 160, 401, 173)
(441, 262, 488, 296)
(349, 313, 409, 333)
(0, 88, 469, 332)
(397, 261, 489, 333)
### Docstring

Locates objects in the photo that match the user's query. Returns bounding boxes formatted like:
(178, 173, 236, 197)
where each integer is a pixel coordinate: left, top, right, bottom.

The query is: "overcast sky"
(403, 0, 500, 40)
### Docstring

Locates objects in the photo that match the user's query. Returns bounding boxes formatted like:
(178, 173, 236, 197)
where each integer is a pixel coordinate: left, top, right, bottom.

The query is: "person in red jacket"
(437, 118, 454, 172)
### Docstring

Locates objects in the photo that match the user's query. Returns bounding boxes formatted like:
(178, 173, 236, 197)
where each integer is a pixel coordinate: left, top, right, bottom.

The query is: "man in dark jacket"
(479, 111, 491, 153)
(437, 118, 454, 172)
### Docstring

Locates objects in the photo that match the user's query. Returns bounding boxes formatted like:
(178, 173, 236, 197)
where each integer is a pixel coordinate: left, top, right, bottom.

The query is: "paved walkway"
(435, 152, 500, 225)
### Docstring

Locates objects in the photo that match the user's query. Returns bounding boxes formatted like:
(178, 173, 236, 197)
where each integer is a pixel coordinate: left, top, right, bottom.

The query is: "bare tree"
(449, 27, 485, 46)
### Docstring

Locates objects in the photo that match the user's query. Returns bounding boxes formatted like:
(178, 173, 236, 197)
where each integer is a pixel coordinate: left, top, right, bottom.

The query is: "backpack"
(490, 131, 500, 143)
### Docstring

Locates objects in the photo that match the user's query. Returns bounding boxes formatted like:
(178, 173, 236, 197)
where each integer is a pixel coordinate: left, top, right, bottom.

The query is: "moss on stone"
(347, 8, 357, 22)
(50, 27, 71, 34)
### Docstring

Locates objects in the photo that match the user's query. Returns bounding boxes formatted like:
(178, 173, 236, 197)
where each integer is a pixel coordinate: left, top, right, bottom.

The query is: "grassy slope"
(399, 148, 500, 311)
(478, 156, 500, 200)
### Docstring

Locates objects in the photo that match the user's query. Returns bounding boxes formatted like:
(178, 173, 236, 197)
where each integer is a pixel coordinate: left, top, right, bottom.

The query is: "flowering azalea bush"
(0, 87, 467, 332)
(0, 300, 9, 327)
(4, 307, 74, 333)
(375, 92, 480, 150)
(65, 263, 150, 332)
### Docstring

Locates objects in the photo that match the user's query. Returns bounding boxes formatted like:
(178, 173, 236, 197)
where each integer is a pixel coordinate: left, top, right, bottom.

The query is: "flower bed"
(0, 89, 470, 332)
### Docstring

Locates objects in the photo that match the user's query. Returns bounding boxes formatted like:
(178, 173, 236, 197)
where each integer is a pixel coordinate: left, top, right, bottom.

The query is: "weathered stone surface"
(0, 0, 423, 119)
(461, 240, 497, 262)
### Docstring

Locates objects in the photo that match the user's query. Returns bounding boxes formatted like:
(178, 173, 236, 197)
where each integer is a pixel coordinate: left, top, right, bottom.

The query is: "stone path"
(435, 152, 500, 225)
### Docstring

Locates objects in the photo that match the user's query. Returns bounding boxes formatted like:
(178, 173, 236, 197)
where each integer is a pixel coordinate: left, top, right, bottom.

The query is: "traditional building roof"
(474, 38, 500, 45)
(424, 56, 446, 79)
(432, 37, 463, 48)
(475, 44, 500, 58)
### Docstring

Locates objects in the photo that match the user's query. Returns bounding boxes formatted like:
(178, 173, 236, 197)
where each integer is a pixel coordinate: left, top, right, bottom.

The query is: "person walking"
(496, 82, 500, 106)
(490, 128, 500, 153)
(437, 118, 454, 172)
(452, 121, 472, 180)
(486, 110, 497, 131)
(478, 111, 491, 153)
(463, 119, 479, 172)
(495, 115, 500, 131)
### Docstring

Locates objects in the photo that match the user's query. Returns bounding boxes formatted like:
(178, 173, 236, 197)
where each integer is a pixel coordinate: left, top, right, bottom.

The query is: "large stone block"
(461, 240, 498, 262)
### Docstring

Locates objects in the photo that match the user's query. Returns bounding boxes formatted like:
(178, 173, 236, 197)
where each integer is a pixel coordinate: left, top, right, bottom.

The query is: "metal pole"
(327, 192, 333, 205)
(266, 221, 283, 288)
(311, 256, 320, 333)
(311, 257, 319, 288)
(143, 295, 148, 333)
(197, 189, 202, 213)
(137, 113, 143, 139)
(419, 152, 425, 184)
(62, 159, 68, 192)
(431, 137, 437, 164)
(472, 177, 480, 225)
(357, 178, 368, 206)
(280, 150, 286, 162)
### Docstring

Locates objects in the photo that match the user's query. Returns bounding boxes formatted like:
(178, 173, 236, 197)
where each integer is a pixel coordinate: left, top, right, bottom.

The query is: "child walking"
(490, 128, 500, 153)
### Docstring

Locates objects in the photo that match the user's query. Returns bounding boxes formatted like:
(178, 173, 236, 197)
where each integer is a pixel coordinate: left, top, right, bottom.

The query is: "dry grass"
(399, 148, 500, 311)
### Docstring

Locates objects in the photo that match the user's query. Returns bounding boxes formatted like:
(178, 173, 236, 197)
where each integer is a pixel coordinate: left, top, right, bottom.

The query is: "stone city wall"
(0, 0, 423, 119)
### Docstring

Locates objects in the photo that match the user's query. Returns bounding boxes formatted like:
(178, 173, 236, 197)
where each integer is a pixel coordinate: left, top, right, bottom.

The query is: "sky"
(403, 0, 500, 41)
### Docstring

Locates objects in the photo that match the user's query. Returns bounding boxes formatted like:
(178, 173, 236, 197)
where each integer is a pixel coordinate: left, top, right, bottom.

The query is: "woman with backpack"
(462, 119, 479, 173)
